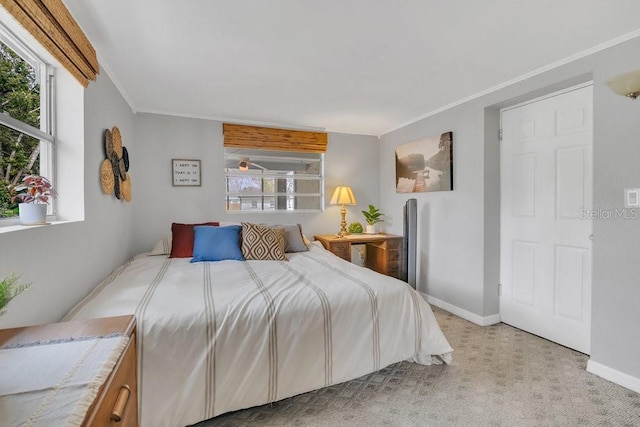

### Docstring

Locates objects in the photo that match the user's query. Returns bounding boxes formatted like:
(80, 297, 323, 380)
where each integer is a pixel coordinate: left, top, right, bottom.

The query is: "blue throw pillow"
(191, 225, 245, 262)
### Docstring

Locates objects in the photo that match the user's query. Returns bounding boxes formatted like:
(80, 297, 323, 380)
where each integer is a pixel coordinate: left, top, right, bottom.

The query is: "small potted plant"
(362, 205, 384, 234)
(348, 221, 364, 234)
(10, 175, 57, 225)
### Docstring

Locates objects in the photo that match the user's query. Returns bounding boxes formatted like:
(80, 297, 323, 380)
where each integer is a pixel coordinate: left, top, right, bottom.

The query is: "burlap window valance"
(223, 123, 327, 153)
(0, 0, 99, 87)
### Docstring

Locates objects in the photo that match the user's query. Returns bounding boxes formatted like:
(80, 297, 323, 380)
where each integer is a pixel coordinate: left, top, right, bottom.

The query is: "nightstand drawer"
(387, 249, 401, 262)
(86, 333, 138, 426)
(330, 242, 351, 260)
(386, 239, 403, 251)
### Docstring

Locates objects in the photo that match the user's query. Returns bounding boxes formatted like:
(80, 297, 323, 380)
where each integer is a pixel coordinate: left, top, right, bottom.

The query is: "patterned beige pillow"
(241, 223, 287, 261)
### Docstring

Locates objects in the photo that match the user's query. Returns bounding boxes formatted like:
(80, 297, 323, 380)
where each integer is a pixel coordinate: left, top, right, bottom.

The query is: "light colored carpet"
(197, 307, 640, 426)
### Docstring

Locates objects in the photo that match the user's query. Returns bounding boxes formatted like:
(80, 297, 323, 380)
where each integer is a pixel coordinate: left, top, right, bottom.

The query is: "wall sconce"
(606, 69, 640, 99)
(330, 186, 356, 237)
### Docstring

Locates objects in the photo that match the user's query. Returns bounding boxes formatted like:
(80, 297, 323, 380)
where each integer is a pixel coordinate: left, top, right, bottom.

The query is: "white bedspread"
(64, 244, 452, 427)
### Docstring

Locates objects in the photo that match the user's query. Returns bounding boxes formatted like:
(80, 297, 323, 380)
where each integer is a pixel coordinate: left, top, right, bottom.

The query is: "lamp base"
(337, 204, 349, 237)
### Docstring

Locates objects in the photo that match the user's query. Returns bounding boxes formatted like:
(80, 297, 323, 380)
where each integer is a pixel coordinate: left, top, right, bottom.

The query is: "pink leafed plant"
(10, 175, 58, 204)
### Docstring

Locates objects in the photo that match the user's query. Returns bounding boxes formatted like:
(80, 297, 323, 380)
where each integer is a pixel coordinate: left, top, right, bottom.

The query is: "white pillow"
(149, 237, 172, 255)
(218, 221, 242, 227)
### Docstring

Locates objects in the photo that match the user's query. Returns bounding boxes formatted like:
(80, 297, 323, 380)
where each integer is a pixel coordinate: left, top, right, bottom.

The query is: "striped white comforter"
(64, 244, 452, 427)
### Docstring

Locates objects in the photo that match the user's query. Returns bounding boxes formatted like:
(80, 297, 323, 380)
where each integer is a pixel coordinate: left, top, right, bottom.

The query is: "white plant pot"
(19, 203, 48, 225)
(365, 224, 377, 234)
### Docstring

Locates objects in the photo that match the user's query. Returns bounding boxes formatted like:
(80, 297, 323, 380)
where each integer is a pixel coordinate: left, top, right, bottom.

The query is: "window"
(0, 23, 54, 219)
(224, 148, 323, 212)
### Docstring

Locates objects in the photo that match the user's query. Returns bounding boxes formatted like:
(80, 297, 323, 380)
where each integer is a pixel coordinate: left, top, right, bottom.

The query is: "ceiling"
(63, 0, 640, 136)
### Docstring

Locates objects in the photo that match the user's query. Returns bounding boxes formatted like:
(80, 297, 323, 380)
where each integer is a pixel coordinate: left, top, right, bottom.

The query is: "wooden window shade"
(0, 0, 99, 87)
(223, 123, 327, 153)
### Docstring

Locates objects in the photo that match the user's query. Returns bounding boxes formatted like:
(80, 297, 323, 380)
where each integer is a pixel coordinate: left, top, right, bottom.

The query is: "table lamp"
(330, 186, 356, 237)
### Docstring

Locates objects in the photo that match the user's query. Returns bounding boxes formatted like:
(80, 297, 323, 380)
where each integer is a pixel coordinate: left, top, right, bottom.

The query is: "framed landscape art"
(395, 131, 453, 193)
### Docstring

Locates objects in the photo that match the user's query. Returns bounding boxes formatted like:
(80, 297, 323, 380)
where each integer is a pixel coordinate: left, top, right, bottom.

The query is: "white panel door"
(500, 85, 593, 354)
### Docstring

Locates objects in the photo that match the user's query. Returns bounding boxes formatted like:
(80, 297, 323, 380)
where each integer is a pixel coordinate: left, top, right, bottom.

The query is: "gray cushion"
(274, 224, 309, 253)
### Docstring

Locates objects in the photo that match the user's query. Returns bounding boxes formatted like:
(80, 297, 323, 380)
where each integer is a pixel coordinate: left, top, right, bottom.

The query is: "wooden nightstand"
(314, 233, 404, 279)
(0, 315, 138, 427)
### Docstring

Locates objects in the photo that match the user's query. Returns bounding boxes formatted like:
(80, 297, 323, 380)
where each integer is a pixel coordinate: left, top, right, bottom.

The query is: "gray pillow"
(274, 224, 309, 253)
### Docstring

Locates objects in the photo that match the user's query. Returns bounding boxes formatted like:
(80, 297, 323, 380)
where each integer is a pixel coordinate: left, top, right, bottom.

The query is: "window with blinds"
(224, 148, 323, 212)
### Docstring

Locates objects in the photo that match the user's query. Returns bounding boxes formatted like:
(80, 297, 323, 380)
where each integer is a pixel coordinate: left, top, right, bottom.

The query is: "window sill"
(225, 209, 323, 214)
(0, 219, 78, 235)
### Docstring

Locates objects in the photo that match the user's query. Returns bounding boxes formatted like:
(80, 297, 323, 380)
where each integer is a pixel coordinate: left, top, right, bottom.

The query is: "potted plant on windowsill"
(362, 205, 384, 234)
(10, 175, 57, 225)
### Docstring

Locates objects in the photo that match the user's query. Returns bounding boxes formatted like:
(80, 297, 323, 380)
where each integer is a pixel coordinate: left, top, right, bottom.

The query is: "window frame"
(0, 21, 56, 222)
(224, 149, 325, 213)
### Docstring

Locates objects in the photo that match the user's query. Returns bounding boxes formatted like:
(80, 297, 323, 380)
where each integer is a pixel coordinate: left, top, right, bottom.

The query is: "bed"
(64, 236, 452, 427)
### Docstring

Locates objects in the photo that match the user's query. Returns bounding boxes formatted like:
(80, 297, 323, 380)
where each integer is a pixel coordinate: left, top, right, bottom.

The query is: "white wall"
(132, 113, 380, 253)
(380, 104, 486, 316)
(590, 42, 640, 387)
(379, 37, 640, 385)
(0, 71, 136, 327)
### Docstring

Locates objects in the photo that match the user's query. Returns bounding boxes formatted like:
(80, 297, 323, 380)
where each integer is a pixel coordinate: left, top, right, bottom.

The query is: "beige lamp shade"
(606, 69, 640, 99)
(330, 186, 356, 237)
(330, 186, 357, 205)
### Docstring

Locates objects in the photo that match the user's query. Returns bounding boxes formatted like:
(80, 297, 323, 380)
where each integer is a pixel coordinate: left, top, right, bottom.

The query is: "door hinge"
(498, 284, 502, 296)
(498, 129, 503, 141)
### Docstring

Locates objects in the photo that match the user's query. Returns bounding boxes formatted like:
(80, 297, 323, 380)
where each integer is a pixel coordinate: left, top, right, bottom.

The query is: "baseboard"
(419, 292, 501, 326)
(587, 359, 640, 393)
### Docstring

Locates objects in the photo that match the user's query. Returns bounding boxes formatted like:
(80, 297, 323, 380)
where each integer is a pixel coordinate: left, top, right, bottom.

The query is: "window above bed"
(222, 123, 326, 213)
(224, 148, 323, 212)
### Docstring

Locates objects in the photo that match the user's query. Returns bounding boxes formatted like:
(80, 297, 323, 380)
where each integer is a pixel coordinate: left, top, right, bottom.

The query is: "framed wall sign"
(172, 159, 201, 186)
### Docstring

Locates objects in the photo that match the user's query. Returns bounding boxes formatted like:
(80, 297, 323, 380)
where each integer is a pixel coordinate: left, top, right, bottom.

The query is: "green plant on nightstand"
(0, 273, 31, 316)
(362, 205, 384, 234)
(348, 221, 364, 234)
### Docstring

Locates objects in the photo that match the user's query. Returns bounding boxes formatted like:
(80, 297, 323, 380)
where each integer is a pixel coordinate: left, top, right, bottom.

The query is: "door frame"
(500, 81, 593, 114)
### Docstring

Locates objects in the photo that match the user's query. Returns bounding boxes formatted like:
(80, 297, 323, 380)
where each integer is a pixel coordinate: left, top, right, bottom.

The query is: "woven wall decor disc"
(118, 158, 127, 180)
(100, 159, 114, 194)
(104, 129, 114, 159)
(114, 175, 121, 199)
(112, 126, 123, 158)
(122, 173, 132, 202)
(122, 146, 130, 171)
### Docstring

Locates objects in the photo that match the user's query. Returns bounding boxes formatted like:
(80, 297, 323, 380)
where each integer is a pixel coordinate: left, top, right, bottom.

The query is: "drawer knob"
(110, 384, 131, 422)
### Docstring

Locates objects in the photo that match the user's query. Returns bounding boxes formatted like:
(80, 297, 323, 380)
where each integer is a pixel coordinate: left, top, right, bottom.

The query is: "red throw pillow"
(170, 222, 219, 258)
